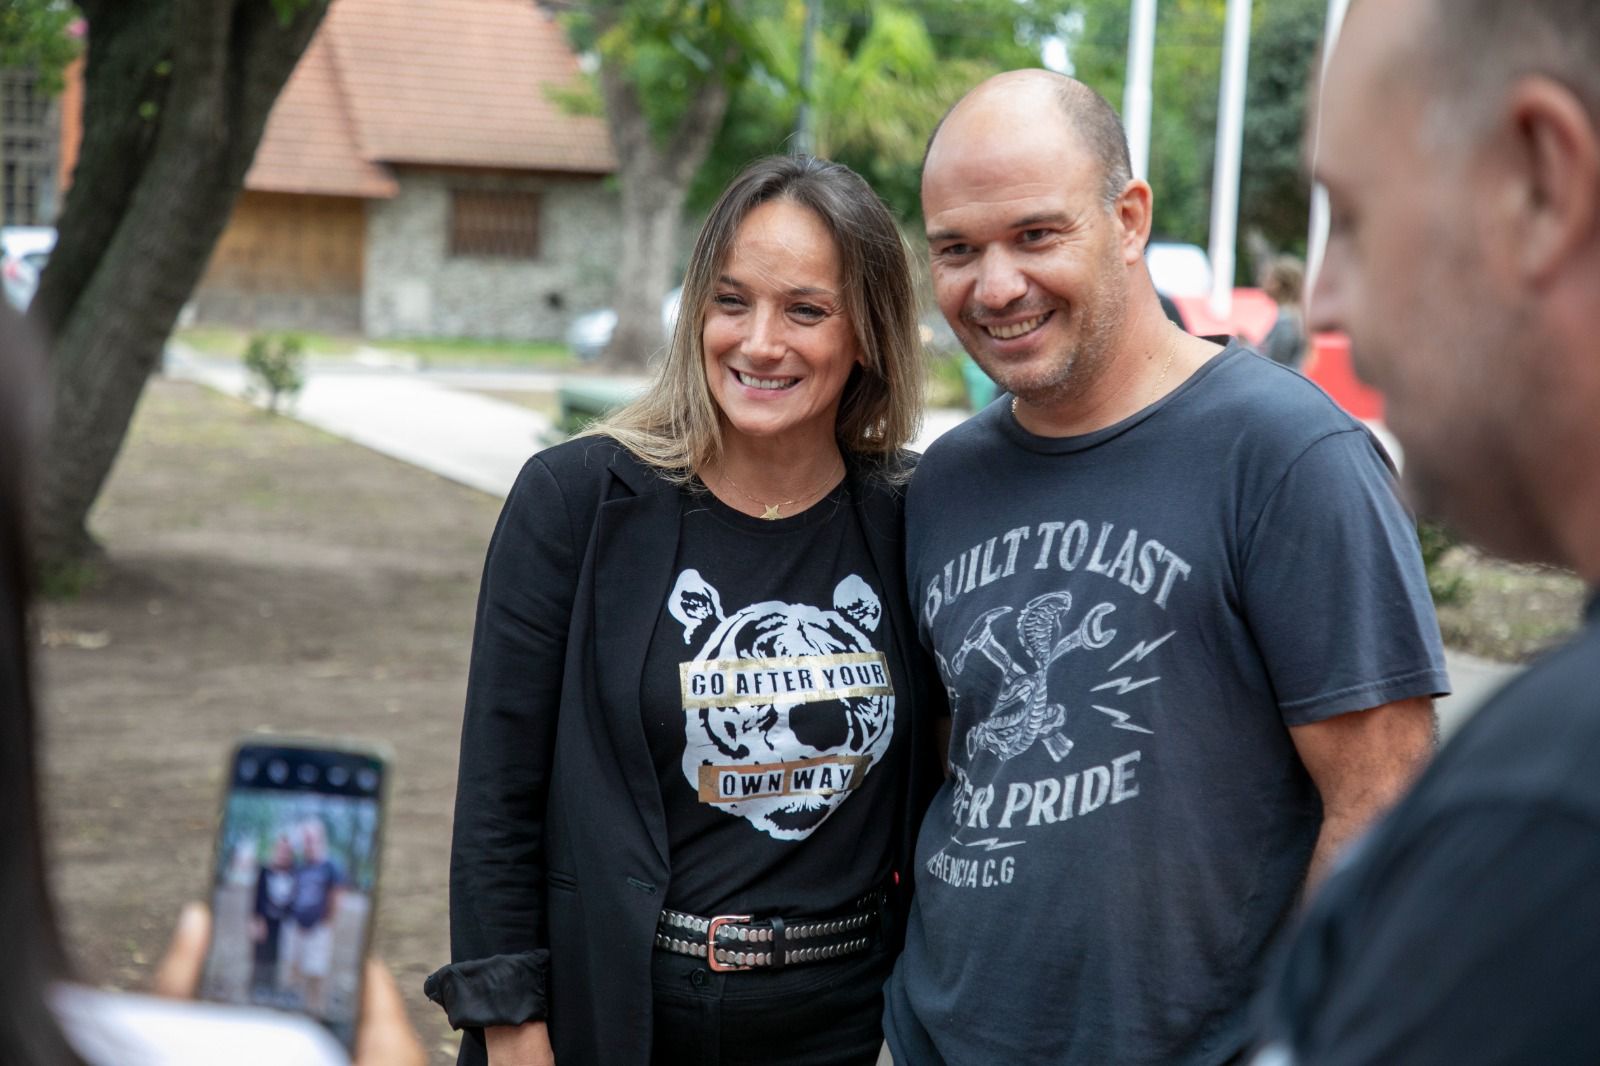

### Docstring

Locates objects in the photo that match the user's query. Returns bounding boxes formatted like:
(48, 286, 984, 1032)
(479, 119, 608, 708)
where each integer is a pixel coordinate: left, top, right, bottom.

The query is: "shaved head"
(1426, 0, 1600, 119)
(1314, 0, 1600, 573)
(926, 70, 1133, 207)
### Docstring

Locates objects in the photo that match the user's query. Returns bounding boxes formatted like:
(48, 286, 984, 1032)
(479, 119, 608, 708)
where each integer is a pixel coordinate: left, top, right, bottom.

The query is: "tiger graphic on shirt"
(669, 569, 895, 841)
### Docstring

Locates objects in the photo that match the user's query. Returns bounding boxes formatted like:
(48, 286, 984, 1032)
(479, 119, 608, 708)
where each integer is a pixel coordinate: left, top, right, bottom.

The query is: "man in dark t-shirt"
(885, 71, 1449, 1064)
(1254, 1, 1600, 1063)
(286, 819, 343, 1016)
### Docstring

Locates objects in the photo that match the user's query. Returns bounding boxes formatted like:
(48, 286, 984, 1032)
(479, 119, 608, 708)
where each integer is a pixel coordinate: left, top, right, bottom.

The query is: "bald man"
(884, 71, 1449, 1064)
(1257, 1, 1600, 1063)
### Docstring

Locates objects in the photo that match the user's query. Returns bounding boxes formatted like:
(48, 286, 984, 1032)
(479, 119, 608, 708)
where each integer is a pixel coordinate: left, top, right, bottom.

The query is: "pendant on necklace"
(761, 504, 783, 520)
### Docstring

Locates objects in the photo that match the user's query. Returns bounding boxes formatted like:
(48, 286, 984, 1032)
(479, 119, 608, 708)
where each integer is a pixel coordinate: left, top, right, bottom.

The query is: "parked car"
(1144, 240, 1212, 298)
(1, 226, 56, 311)
(565, 285, 683, 362)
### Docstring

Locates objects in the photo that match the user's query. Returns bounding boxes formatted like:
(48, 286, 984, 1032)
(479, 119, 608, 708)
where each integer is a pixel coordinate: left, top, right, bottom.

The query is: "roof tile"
(246, 0, 615, 197)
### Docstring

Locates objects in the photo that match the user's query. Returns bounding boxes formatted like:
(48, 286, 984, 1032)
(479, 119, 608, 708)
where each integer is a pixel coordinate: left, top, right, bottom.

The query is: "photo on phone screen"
(198, 740, 386, 1050)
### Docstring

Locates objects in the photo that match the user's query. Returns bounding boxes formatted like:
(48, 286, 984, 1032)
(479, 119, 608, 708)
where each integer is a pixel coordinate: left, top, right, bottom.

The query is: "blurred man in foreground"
(1257, 0, 1600, 1061)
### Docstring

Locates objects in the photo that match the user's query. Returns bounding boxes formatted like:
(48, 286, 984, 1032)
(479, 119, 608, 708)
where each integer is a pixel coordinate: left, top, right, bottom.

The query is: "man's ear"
(1505, 75, 1599, 284)
(1114, 179, 1154, 264)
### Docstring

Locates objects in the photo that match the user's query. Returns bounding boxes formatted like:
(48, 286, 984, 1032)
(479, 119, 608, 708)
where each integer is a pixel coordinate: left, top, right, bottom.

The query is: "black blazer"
(425, 436, 942, 1066)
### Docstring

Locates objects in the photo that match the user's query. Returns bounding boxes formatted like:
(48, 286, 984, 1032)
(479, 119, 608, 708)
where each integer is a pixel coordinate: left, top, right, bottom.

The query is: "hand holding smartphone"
(197, 739, 388, 1053)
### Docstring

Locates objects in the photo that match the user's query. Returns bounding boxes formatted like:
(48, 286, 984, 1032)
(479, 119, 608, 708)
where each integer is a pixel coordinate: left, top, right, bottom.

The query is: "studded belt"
(654, 890, 884, 973)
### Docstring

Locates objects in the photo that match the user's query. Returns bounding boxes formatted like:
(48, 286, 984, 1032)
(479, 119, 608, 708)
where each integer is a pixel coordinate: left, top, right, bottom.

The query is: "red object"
(1302, 332, 1385, 422)
(1169, 290, 1385, 424)
(1170, 288, 1278, 343)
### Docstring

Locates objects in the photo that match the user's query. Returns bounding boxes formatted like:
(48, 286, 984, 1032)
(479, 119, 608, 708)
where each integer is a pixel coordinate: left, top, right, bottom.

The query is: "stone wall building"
(191, 0, 618, 341)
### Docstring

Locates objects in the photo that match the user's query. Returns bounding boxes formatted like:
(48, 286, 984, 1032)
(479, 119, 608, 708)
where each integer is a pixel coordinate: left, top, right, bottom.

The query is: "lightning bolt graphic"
(956, 837, 1026, 851)
(1107, 630, 1175, 673)
(1091, 704, 1155, 734)
(1092, 675, 1160, 695)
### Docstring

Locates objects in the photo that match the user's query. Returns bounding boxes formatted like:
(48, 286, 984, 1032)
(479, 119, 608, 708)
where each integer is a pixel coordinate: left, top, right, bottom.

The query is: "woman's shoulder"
(528, 434, 633, 481)
(514, 435, 672, 498)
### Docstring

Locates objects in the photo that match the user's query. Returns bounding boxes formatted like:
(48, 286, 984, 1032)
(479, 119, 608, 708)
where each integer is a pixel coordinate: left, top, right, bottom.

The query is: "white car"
(566, 285, 682, 362)
(2, 226, 56, 310)
(1145, 240, 1213, 299)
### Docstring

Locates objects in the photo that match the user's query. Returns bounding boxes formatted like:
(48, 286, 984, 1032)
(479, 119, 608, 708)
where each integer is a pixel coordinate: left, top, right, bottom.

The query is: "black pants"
(650, 942, 890, 1066)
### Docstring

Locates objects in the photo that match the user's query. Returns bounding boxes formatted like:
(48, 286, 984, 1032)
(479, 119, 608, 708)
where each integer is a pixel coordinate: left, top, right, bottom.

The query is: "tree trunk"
(31, 0, 329, 570)
(595, 37, 731, 369)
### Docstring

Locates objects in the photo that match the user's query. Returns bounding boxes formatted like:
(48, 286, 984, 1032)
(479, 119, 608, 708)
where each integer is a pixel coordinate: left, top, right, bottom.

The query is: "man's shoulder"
(1418, 623, 1600, 814)
(1199, 347, 1369, 447)
(912, 399, 1010, 483)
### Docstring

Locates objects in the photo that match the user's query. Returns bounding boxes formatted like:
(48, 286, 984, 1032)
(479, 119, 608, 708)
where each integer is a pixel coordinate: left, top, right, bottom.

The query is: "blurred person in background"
(1258, 256, 1307, 368)
(0, 303, 423, 1065)
(1257, 0, 1600, 1061)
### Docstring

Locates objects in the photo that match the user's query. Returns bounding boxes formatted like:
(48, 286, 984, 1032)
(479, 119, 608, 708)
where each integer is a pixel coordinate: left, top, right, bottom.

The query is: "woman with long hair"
(427, 154, 942, 1065)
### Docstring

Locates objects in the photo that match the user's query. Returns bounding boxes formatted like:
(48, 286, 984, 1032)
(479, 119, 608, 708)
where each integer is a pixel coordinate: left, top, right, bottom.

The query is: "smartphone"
(198, 738, 388, 1051)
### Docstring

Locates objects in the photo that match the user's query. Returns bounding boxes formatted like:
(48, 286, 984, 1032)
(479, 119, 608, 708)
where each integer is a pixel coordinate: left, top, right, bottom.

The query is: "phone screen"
(199, 741, 386, 1051)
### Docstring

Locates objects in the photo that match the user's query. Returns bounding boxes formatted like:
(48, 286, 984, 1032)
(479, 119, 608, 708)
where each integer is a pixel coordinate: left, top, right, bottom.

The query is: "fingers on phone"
(153, 902, 212, 999)
(355, 959, 426, 1066)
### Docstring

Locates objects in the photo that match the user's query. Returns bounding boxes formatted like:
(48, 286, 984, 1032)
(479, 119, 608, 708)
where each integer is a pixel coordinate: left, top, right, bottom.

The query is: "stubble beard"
(968, 263, 1129, 410)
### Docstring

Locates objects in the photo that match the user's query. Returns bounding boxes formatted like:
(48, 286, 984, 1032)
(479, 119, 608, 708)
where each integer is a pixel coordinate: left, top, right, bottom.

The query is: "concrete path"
(1436, 648, 1520, 738)
(168, 345, 563, 498)
(165, 343, 970, 496)
(165, 342, 1519, 724)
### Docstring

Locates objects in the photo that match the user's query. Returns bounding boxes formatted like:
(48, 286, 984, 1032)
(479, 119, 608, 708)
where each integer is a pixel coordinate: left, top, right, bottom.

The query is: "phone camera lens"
(327, 766, 350, 787)
(297, 763, 319, 784)
(238, 757, 258, 781)
(356, 768, 379, 793)
(267, 760, 289, 784)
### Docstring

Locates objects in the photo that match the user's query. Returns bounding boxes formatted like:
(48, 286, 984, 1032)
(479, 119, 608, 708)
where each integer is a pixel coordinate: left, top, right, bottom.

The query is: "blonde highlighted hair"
(585, 155, 924, 480)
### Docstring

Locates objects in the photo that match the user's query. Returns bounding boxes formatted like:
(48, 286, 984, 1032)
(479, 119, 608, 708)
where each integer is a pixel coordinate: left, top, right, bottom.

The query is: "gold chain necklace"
(1012, 336, 1179, 422)
(715, 461, 844, 521)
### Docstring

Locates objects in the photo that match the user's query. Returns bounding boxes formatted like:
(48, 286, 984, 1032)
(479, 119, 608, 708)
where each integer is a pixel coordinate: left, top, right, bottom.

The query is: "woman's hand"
(154, 902, 427, 1066)
(487, 1020, 555, 1066)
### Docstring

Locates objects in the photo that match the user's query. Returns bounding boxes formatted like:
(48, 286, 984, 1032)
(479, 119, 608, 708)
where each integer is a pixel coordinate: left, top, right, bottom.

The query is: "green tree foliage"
(688, 0, 1080, 226)
(1066, 0, 1326, 274)
(1239, 0, 1324, 260)
(553, 0, 779, 364)
(0, 1, 81, 92)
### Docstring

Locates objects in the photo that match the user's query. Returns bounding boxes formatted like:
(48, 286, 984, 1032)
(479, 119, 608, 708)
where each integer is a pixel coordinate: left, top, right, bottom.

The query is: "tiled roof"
(246, 0, 615, 198)
(246, 31, 398, 198)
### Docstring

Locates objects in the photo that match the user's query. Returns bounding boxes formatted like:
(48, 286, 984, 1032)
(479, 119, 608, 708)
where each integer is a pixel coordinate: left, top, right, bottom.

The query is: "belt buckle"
(706, 913, 754, 972)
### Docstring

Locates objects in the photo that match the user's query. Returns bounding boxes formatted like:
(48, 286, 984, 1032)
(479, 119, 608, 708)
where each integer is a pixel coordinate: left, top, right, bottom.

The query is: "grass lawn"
(174, 325, 577, 368)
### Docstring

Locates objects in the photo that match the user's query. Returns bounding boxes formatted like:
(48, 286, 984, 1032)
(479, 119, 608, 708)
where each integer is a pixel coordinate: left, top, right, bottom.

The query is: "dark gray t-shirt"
(885, 345, 1449, 1065)
(1256, 594, 1600, 1066)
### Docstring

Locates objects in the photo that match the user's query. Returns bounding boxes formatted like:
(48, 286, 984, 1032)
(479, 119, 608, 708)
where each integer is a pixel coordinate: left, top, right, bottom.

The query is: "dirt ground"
(38, 378, 503, 1063)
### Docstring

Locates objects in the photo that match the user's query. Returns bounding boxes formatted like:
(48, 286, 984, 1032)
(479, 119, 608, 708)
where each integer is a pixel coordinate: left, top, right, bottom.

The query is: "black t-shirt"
(291, 859, 342, 928)
(1255, 594, 1600, 1066)
(642, 482, 905, 917)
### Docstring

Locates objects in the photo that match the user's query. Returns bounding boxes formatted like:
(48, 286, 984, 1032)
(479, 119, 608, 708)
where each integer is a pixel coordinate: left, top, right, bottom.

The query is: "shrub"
(1417, 519, 1468, 606)
(243, 332, 306, 413)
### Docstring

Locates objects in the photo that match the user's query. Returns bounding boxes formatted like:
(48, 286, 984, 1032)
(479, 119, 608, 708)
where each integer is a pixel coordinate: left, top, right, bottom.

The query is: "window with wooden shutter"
(449, 189, 541, 259)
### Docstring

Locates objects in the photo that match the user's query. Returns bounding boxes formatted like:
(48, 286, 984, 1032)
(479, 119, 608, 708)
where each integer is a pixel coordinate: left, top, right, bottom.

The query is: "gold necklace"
(1012, 337, 1180, 422)
(715, 461, 844, 520)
